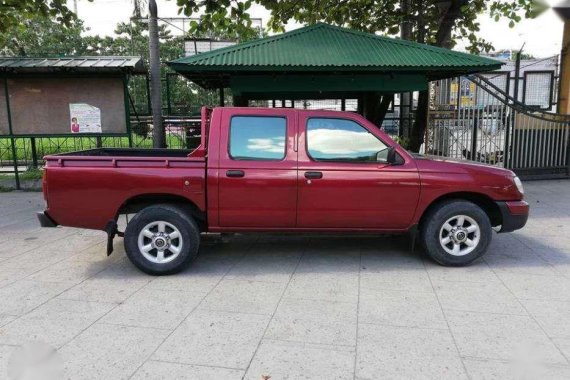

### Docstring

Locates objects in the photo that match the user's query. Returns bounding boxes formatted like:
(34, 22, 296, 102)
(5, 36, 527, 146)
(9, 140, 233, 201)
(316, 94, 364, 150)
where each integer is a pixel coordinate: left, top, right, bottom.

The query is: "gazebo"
(168, 23, 501, 111)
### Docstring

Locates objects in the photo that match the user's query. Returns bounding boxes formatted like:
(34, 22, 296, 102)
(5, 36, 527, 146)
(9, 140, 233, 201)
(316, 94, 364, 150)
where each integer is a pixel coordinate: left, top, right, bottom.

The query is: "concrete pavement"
(0, 180, 569, 379)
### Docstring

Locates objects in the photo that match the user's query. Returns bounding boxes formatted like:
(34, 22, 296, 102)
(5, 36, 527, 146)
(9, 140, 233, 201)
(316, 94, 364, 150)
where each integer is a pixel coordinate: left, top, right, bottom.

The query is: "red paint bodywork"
(42, 107, 526, 233)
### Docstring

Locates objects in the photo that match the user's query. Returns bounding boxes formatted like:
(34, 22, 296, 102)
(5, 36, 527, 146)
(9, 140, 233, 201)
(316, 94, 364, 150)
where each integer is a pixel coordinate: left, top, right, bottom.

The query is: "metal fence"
(1, 117, 202, 159)
(426, 75, 570, 177)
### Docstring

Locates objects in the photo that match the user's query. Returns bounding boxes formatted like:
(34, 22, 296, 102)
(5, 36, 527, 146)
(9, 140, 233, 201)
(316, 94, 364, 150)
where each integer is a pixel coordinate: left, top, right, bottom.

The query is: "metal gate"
(426, 75, 570, 178)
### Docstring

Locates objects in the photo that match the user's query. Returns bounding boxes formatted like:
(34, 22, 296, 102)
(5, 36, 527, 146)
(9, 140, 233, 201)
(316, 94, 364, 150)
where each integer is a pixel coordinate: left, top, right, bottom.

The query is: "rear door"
(217, 108, 297, 228)
(296, 111, 420, 230)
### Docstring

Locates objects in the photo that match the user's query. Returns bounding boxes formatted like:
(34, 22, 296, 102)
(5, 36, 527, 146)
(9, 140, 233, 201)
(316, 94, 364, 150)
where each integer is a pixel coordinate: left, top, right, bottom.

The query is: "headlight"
(513, 176, 524, 196)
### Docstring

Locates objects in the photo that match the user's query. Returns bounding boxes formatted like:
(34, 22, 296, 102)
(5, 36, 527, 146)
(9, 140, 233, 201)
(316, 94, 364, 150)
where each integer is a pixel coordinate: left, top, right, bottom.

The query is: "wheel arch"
(418, 192, 502, 229)
(117, 193, 206, 231)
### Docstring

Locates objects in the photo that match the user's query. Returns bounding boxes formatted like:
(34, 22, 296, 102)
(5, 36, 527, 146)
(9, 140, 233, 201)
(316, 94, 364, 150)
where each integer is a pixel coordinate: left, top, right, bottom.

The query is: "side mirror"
(387, 147, 397, 164)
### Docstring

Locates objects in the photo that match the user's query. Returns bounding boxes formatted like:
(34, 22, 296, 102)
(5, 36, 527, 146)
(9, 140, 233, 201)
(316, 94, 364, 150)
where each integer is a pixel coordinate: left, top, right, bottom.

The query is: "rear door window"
(229, 116, 287, 160)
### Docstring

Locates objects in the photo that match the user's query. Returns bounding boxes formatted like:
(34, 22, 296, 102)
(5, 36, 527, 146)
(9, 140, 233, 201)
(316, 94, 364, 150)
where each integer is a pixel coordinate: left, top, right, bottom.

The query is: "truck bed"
(42, 147, 207, 230)
(53, 148, 193, 157)
(44, 148, 205, 169)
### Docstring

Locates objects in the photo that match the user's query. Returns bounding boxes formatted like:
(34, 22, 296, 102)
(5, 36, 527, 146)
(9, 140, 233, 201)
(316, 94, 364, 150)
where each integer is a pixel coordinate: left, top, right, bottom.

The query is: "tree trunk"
(148, 0, 165, 148)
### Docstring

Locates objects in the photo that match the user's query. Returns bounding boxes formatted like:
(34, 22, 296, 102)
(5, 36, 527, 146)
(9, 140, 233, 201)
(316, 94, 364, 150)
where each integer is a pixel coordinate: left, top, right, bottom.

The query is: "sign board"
(7, 76, 127, 135)
(184, 39, 236, 57)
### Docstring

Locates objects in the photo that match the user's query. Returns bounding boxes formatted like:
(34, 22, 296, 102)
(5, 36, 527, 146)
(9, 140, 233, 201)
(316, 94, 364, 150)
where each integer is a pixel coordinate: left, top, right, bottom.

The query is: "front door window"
(306, 118, 390, 163)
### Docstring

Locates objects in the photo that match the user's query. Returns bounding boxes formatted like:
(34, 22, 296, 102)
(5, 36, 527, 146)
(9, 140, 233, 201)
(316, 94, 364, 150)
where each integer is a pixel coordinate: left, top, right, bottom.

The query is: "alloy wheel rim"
(137, 221, 183, 264)
(439, 215, 480, 256)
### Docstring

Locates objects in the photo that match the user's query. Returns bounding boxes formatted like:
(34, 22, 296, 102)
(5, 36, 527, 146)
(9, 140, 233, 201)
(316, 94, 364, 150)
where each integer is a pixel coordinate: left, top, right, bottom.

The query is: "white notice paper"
(69, 103, 102, 133)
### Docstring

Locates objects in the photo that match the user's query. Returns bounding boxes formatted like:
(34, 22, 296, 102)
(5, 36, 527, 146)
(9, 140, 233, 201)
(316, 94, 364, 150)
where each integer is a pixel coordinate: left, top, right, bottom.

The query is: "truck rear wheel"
(420, 200, 492, 266)
(124, 204, 200, 275)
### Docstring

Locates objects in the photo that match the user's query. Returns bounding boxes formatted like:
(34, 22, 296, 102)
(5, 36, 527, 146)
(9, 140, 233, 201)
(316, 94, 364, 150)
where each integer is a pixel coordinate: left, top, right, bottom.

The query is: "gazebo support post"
(359, 92, 395, 129)
(219, 87, 225, 107)
(233, 95, 248, 107)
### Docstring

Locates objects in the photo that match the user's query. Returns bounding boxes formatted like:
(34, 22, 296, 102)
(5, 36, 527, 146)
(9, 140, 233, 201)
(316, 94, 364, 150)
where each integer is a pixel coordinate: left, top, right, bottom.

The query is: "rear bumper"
(37, 211, 58, 228)
(497, 200, 529, 233)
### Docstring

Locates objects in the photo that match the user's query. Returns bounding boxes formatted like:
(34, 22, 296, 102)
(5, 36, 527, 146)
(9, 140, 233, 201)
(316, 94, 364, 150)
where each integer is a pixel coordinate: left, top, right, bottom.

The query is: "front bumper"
(37, 211, 58, 228)
(497, 200, 529, 233)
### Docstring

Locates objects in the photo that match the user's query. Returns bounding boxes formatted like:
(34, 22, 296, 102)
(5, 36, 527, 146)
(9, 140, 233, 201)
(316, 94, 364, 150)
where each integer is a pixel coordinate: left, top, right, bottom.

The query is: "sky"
(70, 0, 564, 58)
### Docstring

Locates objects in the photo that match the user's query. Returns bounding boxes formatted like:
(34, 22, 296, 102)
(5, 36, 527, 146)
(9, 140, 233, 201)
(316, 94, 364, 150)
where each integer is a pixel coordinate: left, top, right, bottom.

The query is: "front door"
(217, 108, 297, 228)
(296, 112, 420, 230)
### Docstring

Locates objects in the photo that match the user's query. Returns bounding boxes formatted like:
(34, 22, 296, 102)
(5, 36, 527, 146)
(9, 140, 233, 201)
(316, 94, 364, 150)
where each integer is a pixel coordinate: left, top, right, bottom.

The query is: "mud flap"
(104, 220, 124, 256)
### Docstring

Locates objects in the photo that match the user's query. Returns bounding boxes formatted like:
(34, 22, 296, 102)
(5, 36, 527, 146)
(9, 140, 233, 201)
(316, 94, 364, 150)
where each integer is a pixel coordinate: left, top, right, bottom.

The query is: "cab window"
(229, 116, 287, 160)
(306, 118, 389, 162)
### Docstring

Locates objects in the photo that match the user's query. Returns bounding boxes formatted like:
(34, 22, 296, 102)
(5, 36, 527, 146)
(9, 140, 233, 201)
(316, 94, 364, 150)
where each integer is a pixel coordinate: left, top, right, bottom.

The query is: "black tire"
(124, 204, 200, 275)
(420, 200, 492, 266)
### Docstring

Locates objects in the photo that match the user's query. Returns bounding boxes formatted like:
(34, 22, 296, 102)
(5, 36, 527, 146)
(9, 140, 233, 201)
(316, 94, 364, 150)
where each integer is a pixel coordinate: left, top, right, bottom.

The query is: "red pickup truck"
(38, 107, 528, 275)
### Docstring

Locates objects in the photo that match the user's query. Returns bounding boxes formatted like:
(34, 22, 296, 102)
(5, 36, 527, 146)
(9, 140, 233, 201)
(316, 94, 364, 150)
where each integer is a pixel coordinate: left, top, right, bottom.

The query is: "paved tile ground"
(0, 180, 569, 379)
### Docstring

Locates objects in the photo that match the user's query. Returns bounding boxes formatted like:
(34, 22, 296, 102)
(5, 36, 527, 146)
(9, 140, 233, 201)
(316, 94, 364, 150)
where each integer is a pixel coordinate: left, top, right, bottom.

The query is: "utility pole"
(400, 0, 412, 140)
(148, 0, 165, 148)
(513, 44, 524, 105)
(554, 5, 570, 114)
(73, 0, 78, 15)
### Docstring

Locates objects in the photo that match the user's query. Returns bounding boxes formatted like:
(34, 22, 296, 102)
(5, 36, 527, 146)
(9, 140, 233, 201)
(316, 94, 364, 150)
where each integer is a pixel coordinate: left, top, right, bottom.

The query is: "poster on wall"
(69, 103, 102, 133)
(450, 80, 476, 107)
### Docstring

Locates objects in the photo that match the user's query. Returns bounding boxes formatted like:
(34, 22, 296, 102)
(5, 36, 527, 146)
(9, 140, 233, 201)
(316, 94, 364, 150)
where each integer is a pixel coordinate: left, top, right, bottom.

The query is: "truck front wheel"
(124, 204, 200, 275)
(420, 200, 492, 266)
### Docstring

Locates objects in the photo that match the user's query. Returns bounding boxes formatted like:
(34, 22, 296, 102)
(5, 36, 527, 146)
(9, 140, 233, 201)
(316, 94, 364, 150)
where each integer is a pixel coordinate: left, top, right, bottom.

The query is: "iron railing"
(426, 75, 570, 177)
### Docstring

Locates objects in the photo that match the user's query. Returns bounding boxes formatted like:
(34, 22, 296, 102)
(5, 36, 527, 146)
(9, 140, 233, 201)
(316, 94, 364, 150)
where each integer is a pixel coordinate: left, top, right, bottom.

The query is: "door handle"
(226, 170, 245, 178)
(304, 171, 323, 179)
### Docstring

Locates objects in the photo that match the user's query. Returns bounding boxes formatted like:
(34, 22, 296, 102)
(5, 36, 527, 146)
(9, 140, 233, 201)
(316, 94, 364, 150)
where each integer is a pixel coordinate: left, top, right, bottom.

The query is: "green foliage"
(0, 167, 43, 181)
(0, 0, 86, 34)
(85, 18, 179, 62)
(176, 0, 260, 41)
(19, 167, 43, 180)
(175, 0, 535, 53)
(0, 14, 90, 56)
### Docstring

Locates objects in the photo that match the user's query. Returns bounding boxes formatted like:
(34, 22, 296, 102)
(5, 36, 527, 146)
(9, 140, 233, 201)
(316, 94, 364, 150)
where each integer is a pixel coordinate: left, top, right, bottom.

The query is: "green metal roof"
(169, 23, 501, 86)
(0, 56, 146, 74)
